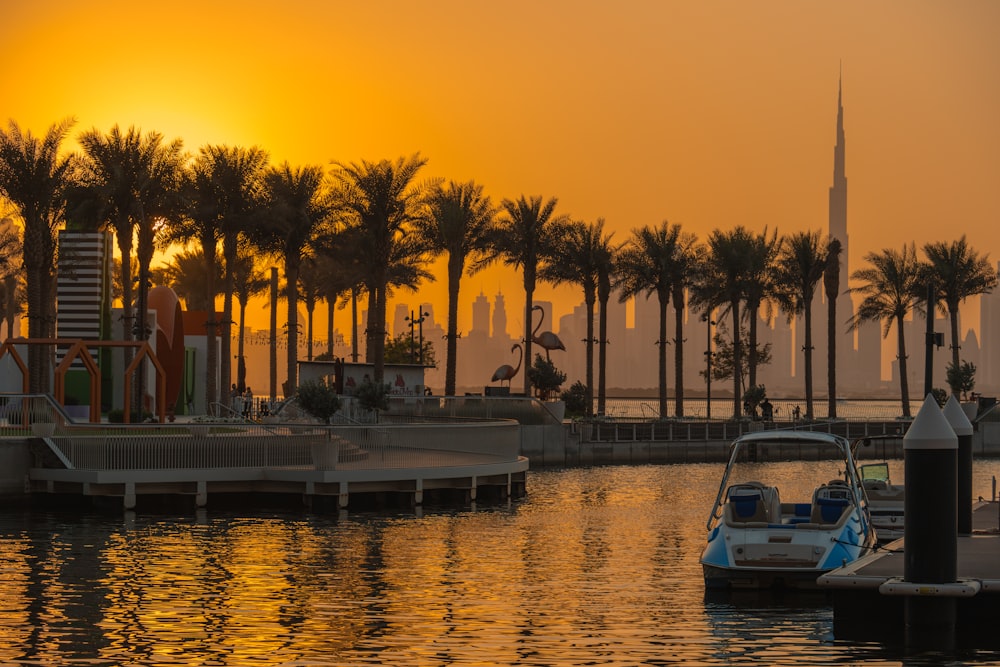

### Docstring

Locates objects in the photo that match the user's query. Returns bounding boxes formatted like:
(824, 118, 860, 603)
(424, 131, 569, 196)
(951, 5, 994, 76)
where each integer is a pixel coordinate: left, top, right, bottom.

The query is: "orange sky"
(2, 1, 999, 338)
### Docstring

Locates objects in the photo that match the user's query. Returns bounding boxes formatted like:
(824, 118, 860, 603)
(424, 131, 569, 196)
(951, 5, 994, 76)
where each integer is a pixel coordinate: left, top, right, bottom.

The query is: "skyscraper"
(825, 72, 881, 392)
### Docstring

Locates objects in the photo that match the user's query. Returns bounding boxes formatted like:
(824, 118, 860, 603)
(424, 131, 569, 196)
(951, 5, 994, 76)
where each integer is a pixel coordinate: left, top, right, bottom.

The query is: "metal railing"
(386, 395, 562, 425)
(583, 418, 910, 443)
(38, 419, 521, 472)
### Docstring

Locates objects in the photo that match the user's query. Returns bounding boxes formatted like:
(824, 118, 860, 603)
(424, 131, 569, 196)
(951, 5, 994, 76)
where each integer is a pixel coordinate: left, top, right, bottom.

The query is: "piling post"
(942, 396, 974, 535)
(903, 393, 958, 652)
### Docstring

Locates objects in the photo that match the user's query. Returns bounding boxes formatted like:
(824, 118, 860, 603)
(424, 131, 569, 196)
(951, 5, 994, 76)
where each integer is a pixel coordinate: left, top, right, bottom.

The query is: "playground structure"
(0, 339, 167, 423)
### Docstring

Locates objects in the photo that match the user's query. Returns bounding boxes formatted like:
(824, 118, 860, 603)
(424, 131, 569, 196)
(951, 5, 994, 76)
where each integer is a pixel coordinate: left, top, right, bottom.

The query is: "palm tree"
(848, 244, 921, 418)
(232, 247, 269, 390)
(0, 118, 75, 392)
(199, 145, 268, 405)
(774, 230, 828, 419)
(595, 232, 620, 417)
(314, 227, 368, 363)
(698, 226, 757, 419)
(542, 219, 615, 417)
(0, 219, 22, 339)
(168, 148, 230, 410)
(152, 248, 223, 312)
(742, 228, 780, 390)
(616, 222, 692, 418)
(76, 125, 184, 345)
(298, 255, 324, 361)
(823, 237, 843, 418)
(417, 180, 496, 396)
(489, 195, 568, 396)
(328, 154, 430, 384)
(922, 236, 998, 393)
(667, 233, 700, 418)
(258, 162, 332, 394)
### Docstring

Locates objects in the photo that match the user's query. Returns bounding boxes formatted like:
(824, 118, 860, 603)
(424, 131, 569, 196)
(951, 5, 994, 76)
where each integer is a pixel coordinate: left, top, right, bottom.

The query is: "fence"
(37, 419, 521, 472)
(584, 418, 910, 443)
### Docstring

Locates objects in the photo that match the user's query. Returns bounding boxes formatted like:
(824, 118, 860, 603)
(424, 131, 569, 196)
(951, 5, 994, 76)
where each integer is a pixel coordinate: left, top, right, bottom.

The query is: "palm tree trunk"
(269, 267, 278, 403)
(326, 297, 334, 358)
(221, 238, 236, 409)
(445, 261, 461, 396)
(597, 295, 609, 417)
(896, 313, 911, 418)
(657, 295, 668, 418)
(523, 289, 534, 397)
(306, 304, 315, 362)
(804, 299, 814, 419)
(237, 298, 248, 390)
(285, 260, 300, 394)
(827, 289, 837, 418)
(748, 303, 758, 390)
(584, 293, 595, 417)
(673, 293, 684, 418)
(350, 288, 359, 363)
(203, 245, 218, 414)
(949, 305, 961, 377)
(371, 283, 386, 383)
(731, 299, 741, 420)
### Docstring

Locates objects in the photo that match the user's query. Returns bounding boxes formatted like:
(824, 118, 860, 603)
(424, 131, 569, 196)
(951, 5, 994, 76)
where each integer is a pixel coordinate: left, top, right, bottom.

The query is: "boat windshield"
(860, 462, 890, 482)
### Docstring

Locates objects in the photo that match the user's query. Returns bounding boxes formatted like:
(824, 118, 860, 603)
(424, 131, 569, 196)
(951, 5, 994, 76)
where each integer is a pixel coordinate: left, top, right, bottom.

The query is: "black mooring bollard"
(943, 396, 974, 535)
(903, 394, 958, 652)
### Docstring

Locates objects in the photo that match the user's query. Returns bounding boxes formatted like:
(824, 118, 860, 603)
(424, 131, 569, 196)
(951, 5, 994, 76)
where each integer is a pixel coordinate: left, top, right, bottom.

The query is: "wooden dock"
(818, 502, 1000, 648)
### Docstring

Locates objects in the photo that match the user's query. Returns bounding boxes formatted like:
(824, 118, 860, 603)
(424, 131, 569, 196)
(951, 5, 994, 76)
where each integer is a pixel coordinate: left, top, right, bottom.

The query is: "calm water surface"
(2, 461, 999, 666)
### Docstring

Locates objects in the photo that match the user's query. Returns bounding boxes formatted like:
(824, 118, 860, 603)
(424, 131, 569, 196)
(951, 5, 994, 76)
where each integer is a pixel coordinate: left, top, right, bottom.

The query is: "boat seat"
(726, 483, 780, 523)
(811, 484, 852, 523)
(863, 479, 888, 491)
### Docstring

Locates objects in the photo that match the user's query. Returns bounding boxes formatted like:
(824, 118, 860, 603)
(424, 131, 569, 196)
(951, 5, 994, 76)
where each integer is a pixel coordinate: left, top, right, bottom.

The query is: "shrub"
(296, 378, 342, 423)
(355, 378, 391, 414)
(527, 354, 566, 401)
(561, 381, 588, 417)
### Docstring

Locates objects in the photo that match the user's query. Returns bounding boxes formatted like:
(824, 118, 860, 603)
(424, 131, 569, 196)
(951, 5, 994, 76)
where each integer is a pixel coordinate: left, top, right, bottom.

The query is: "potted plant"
(528, 354, 567, 421)
(354, 378, 391, 423)
(947, 360, 978, 420)
(296, 378, 342, 423)
(296, 379, 342, 469)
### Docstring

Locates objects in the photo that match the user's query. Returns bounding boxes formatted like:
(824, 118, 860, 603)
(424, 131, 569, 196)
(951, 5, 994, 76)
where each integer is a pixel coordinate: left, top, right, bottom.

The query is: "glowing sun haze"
(2, 0, 998, 335)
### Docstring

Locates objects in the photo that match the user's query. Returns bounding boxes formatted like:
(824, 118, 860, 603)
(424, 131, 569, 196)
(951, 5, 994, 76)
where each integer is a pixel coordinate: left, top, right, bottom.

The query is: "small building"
(298, 360, 428, 396)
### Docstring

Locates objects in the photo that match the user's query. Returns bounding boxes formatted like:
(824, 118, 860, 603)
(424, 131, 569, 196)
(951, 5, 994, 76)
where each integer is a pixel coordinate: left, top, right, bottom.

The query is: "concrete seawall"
(521, 423, 1000, 468)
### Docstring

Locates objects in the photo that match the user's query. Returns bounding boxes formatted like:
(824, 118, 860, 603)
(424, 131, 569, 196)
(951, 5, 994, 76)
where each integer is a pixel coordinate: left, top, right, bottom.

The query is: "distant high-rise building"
(471, 291, 490, 336)
(492, 292, 508, 340)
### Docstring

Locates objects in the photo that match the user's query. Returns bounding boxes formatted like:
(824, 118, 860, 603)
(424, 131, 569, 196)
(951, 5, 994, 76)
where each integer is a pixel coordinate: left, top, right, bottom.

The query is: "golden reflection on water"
(0, 461, 997, 665)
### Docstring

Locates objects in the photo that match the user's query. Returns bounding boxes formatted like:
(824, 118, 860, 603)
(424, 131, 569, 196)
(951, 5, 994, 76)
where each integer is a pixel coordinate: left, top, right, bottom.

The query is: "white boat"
(859, 461, 904, 543)
(700, 430, 876, 590)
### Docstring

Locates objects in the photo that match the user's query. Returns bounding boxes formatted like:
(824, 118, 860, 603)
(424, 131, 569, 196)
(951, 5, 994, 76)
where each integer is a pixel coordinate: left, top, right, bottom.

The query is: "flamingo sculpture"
(491, 343, 523, 386)
(531, 305, 566, 360)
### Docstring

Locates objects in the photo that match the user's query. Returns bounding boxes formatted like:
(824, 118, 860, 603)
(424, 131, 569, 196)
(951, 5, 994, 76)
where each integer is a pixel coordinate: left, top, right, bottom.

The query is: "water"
(1, 461, 999, 666)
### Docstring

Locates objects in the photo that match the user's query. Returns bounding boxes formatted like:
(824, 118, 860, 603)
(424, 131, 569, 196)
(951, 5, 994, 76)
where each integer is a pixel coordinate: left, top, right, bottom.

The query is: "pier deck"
(818, 502, 1000, 647)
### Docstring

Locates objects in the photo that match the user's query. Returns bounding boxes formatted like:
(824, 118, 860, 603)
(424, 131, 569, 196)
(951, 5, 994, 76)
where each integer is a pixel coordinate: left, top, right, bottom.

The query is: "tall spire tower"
(829, 70, 848, 259)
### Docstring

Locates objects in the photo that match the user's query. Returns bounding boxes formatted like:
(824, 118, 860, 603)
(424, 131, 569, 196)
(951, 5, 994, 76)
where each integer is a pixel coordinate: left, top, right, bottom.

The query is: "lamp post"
(406, 310, 429, 365)
(703, 312, 715, 420)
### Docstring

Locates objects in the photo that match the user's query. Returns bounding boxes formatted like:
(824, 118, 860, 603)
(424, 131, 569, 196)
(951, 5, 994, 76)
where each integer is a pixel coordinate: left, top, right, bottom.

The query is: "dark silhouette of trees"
(488, 195, 567, 397)
(417, 180, 495, 396)
(922, 236, 997, 394)
(774, 230, 828, 419)
(848, 244, 921, 417)
(0, 118, 75, 392)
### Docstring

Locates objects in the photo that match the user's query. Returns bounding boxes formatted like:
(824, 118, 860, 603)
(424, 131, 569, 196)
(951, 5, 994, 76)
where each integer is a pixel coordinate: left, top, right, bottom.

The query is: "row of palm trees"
(0, 118, 995, 420)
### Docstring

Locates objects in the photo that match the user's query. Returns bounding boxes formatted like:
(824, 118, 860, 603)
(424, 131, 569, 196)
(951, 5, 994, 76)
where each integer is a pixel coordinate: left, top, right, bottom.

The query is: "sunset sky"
(2, 1, 998, 338)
